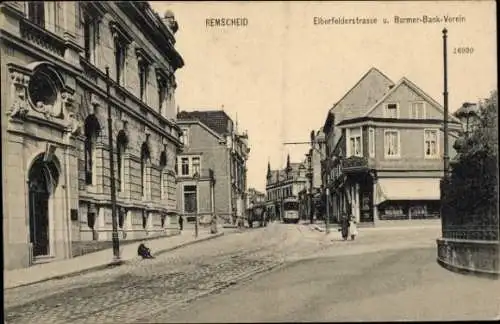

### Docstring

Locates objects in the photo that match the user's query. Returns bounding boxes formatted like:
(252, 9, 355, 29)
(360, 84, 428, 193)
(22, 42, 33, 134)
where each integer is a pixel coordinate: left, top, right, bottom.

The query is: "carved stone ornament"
(7, 71, 30, 119)
(66, 112, 83, 136)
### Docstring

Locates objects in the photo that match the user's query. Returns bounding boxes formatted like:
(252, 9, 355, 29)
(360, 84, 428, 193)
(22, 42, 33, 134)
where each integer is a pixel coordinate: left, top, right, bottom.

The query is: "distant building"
(299, 129, 326, 221)
(176, 110, 250, 225)
(1, 2, 184, 269)
(246, 188, 266, 212)
(322, 67, 462, 225)
(265, 155, 308, 221)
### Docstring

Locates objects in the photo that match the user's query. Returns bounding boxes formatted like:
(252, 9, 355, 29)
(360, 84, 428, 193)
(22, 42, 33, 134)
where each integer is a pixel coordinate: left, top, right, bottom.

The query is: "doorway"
(28, 156, 59, 257)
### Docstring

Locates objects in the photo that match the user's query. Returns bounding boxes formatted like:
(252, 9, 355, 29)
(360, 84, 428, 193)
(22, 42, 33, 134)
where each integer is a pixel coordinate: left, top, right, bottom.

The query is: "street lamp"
(325, 176, 330, 234)
(193, 171, 200, 238)
(442, 28, 450, 180)
(105, 67, 120, 262)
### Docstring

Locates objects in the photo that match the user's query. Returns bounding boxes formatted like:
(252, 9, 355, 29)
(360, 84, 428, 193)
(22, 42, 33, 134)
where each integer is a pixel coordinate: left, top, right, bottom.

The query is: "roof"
(177, 110, 233, 136)
(363, 77, 462, 123)
(267, 162, 306, 185)
(329, 67, 395, 121)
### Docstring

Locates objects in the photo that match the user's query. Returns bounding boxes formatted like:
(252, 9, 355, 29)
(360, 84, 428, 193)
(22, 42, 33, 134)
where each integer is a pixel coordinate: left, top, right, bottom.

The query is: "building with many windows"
(298, 129, 326, 221)
(176, 110, 250, 225)
(321, 67, 462, 225)
(1, 2, 184, 269)
(265, 155, 308, 221)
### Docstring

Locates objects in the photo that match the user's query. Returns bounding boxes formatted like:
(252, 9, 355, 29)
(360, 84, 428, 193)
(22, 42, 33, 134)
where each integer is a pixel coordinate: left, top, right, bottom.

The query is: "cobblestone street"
(5, 223, 497, 323)
(4, 224, 308, 324)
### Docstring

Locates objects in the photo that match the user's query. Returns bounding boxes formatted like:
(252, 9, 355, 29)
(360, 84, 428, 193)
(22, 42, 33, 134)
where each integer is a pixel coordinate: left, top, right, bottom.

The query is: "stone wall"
(436, 238, 499, 277)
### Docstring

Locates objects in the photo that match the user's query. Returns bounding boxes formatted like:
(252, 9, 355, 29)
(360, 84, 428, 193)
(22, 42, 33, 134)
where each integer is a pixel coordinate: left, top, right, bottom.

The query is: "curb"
(436, 258, 500, 279)
(154, 232, 225, 256)
(5, 232, 226, 290)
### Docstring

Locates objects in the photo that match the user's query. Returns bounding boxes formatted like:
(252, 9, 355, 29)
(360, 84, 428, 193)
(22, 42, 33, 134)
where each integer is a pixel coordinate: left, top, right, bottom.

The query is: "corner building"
(1, 2, 184, 269)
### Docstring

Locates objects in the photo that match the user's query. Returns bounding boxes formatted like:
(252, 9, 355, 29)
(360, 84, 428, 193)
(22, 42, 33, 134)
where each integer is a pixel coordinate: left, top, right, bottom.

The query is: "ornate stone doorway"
(28, 155, 59, 257)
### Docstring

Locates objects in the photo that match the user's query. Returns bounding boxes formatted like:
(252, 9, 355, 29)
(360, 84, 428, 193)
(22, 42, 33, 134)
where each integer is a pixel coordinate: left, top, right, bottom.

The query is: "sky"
(150, 1, 497, 192)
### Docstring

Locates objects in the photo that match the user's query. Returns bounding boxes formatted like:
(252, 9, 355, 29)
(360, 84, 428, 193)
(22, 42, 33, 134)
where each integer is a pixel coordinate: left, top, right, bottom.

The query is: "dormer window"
(385, 103, 399, 119)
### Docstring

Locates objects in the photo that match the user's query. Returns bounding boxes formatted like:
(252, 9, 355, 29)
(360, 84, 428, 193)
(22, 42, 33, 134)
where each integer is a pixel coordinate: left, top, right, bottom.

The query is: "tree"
(444, 90, 498, 239)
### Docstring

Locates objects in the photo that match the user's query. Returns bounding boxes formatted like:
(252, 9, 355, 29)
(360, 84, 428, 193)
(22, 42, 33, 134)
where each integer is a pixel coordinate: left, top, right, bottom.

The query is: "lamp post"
(442, 28, 450, 180)
(105, 67, 120, 262)
(193, 171, 200, 238)
(325, 179, 330, 235)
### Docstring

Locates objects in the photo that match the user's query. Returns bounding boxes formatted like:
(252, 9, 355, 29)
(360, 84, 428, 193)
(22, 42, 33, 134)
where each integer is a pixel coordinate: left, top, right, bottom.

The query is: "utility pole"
(193, 171, 199, 238)
(325, 186, 330, 234)
(105, 67, 120, 262)
(442, 28, 450, 179)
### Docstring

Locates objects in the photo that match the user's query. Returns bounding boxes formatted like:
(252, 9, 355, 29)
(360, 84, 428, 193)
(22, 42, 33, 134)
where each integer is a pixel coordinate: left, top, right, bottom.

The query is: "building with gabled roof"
(321, 67, 463, 225)
(176, 110, 250, 225)
(265, 155, 308, 221)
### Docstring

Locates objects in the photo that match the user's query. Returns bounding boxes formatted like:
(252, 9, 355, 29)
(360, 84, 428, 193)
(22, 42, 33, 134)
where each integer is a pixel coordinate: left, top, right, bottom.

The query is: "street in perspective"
(2, 1, 499, 323)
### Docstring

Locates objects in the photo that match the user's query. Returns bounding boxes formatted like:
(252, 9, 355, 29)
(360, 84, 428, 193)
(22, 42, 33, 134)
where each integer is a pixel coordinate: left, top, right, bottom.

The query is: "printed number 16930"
(453, 47, 474, 54)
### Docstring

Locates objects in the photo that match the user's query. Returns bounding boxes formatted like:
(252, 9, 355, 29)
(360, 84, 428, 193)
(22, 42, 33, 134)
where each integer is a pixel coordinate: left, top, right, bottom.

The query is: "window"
(192, 157, 200, 176)
(385, 103, 399, 119)
(116, 136, 126, 192)
(114, 40, 126, 85)
(409, 205, 427, 219)
(83, 14, 99, 65)
(410, 102, 425, 119)
(181, 157, 189, 176)
(27, 2, 45, 27)
(424, 129, 439, 158)
(181, 128, 189, 146)
(84, 115, 100, 185)
(28, 70, 60, 116)
(183, 185, 197, 213)
(118, 208, 125, 229)
(140, 143, 150, 199)
(348, 128, 362, 157)
(384, 130, 400, 158)
(368, 127, 375, 158)
(138, 62, 148, 102)
(158, 80, 167, 115)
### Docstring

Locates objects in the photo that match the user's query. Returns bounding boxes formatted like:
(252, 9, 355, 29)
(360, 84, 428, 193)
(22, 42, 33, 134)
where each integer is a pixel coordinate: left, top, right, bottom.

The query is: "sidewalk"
(4, 226, 229, 290)
(307, 219, 441, 232)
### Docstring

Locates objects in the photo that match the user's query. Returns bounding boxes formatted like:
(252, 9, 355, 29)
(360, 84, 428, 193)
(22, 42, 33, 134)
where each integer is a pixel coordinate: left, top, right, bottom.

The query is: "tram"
(282, 196, 300, 224)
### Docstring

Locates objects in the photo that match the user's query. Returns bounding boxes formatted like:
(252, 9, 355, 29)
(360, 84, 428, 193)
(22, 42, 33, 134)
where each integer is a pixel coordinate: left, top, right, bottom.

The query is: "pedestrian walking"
(349, 216, 358, 240)
(178, 215, 183, 231)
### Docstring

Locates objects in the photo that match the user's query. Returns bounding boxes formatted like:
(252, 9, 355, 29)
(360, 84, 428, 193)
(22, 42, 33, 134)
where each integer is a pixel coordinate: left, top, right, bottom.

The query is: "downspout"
(64, 137, 73, 259)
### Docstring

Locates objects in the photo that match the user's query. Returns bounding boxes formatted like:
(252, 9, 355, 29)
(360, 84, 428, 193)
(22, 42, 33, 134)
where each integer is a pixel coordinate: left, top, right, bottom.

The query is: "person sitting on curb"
(137, 242, 155, 259)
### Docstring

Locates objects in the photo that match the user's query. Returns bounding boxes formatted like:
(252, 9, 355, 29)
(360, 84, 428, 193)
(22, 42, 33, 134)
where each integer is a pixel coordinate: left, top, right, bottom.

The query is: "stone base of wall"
(71, 230, 181, 258)
(436, 238, 500, 278)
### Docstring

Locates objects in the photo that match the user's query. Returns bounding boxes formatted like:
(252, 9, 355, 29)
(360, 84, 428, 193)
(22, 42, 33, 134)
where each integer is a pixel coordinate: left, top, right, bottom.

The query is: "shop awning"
(376, 178, 441, 204)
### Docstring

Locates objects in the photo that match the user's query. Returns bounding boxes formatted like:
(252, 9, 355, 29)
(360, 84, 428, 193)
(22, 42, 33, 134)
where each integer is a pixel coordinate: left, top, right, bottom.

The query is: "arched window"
(116, 130, 128, 192)
(84, 115, 101, 185)
(160, 148, 167, 201)
(140, 142, 150, 198)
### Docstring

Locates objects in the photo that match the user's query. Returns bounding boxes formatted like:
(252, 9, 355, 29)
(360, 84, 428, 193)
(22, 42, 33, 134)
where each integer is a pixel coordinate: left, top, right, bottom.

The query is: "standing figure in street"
(178, 215, 183, 231)
(349, 216, 358, 240)
(340, 214, 350, 240)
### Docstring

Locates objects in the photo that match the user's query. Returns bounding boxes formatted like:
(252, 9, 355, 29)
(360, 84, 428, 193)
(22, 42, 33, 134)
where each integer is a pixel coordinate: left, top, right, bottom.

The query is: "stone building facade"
(176, 110, 250, 225)
(1, 2, 184, 270)
(265, 155, 308, 221)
